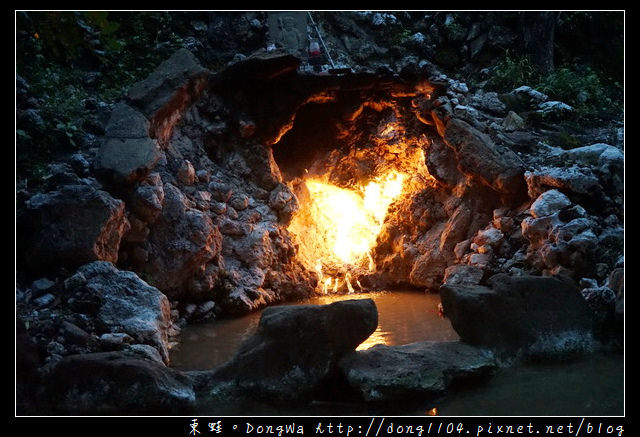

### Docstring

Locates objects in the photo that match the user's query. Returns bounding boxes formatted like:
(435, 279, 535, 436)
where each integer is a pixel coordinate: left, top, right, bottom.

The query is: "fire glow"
(288, 170, 408, 293)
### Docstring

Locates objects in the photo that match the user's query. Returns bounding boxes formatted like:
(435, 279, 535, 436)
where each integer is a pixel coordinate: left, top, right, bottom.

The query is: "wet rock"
(41, 352, 195, 414)
(204, 299, 377, 401)
(444, 118, 525, 195)
(340, 341, 496, 402)
(76, 261, 172, 364)
(440, 274, 595, 357)
(19, 185, 129, 273)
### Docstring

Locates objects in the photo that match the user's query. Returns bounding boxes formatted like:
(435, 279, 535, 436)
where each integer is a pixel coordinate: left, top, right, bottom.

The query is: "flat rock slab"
(339, 341, 496, 402)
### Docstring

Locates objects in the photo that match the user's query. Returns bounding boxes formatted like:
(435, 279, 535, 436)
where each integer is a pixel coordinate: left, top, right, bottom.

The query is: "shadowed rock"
(339, 341, 496, 402)
(440, 274, 595, 357)
(40, 352, 195, 415)
(196, 299, 378, 402)
(18, 184, 129, 273)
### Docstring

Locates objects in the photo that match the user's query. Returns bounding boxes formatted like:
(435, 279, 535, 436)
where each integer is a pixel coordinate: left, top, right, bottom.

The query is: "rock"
(229, 193, 249, 211)
(339, 341, 496, 402)
(99, 332, 134, 349)
(468, 90, 507, 116)
(206, 299, 378, 401)
(606, 268, 624, 298)
(16, 320, 41, 414)
(140, 183, 222, 298)
(177, 160, 196, 185)
(33, 293, 55, 308)
(473, 226, 504, 247)
(510, 85, 549, 105)
(130, 173, 165, 223)
(581, 286, 617, 341)
(444, 118, 525, 195)
(502, 110, 525, 131)
(76, 261, 172, 364)
(529, 189, 572, 218)
(127, 48, 209, 119)
(525, 165, 601, 198)
(561, 143, 624, 174)
(425, 136, 462, 186)
(96, 103, 162, 184)
(194, 301, 216, 320)
(538, 100, 573, 117)
(103, 102, 150, 138)
(30, 278, 55, 297)
(19, 185, 129, 273)
(443, 264, 484, 286)
(440, 274, 595, 356)
(64, 272, 87, 290)
(40, 352, 195, 414)
(126, 343, 165, 364)
(60, 320, 91, 347)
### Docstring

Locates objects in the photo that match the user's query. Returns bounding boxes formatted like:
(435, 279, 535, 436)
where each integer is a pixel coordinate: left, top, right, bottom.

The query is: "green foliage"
(389, 27, 413, 46)
(537, 66, 621, 117)
(487, 49, 623, 120)
(16, 11, 188, 184)
(486, 50, 536, 92)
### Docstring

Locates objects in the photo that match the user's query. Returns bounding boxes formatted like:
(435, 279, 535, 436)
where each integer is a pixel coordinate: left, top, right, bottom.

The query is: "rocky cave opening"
(265, 68, 527, 297)
(16, 47, 624, 416)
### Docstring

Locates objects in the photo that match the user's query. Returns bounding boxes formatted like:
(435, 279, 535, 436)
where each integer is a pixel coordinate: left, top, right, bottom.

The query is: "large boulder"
(339, 341, 496, 402)
(40, 352, 195, 414)
(70, 261, 173, 364)
(443, 118, 526, 195)
(199, 299, 378, 401)
(440, 274, 595, 357)
(18, 184, 129, 273)
(140, 183, 222, 298)
(127, 48, 210, 145)
(96, 102, 163, 184)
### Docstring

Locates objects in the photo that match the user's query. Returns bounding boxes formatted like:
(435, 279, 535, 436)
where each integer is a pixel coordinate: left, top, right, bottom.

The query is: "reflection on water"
(170, 290, 456, 371)
(307, 291, 458, 351)
(170, 290, 623, 416)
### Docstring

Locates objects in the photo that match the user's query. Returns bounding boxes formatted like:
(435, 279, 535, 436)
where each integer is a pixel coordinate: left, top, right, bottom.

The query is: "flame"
(289, 170, 408, 292)
(287, 122, 431, 293)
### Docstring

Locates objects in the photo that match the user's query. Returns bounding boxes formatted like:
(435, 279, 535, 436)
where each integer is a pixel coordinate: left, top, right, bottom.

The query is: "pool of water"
(170, 290, 456, 370)
(169, 290, 624, 416)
